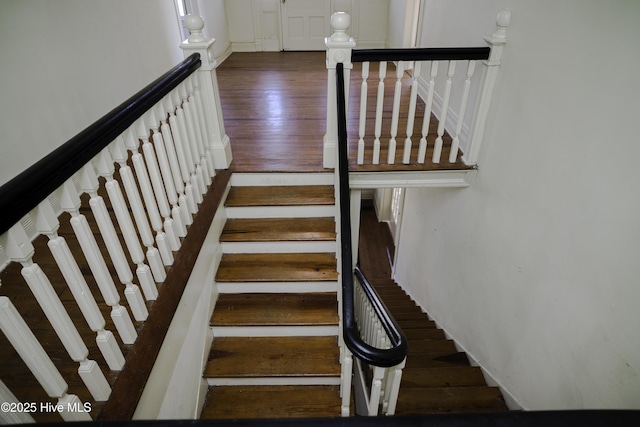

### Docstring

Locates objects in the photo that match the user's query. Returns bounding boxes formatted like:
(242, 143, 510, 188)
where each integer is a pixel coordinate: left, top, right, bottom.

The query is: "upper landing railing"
(0, 15, 231, 423)
(324, 11, 510, 171)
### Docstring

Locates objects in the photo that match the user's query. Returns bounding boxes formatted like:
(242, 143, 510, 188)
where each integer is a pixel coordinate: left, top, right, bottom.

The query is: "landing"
(216, 52, 473, 175)
(216, 52, 327, 172)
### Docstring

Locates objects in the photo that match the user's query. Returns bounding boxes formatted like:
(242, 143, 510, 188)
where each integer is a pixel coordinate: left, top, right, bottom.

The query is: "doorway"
(281, 0, 331, 50)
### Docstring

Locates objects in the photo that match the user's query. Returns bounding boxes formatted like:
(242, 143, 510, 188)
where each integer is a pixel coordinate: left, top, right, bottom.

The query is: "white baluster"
(368, 366, 385, 416)
(169, 91, 198, 214)
(388, 61, 404, 164)
(403, 61, 422, 164)
(340, 348, 353, 416)
(94, 149, 160, 301)
(418, 61, 438, 163)
(449, 60, 477, 162)
(125, 125, 174, 266)
(382, 362, 405, 415)
(139, 115, 180, 253)
(152, 102, 187, 238)
(174, 89, 203, 206)
(0, 297, 92, 421)
(78, 164, 148, 320)
(180, 83, 207, 197)
(109, 136, 166, 283)
(186, 76, 212, 185)
(160, 96, 193, 229)
(373, 61, 387, 165)
(143, 111, 180, 252)
(59, 180, 137, 345)
(433, 60, 456, 163)
(190, 74, 216, 178)
(357, 62, 369, 165)
(3, 225, 111, 401)
(0, 379, 36, 423)
(35, 199, 125, 371)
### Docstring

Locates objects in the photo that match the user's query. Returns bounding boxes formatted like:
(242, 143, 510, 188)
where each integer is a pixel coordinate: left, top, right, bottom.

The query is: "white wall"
(0, 0, 183, 186)
(194, 0, 232, 60)
(394, 0, 640, 410)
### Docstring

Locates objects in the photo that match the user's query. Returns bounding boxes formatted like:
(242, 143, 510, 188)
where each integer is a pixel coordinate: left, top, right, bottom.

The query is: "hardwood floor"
(217, 52, 328, 172)
(216, 52, 473, 173)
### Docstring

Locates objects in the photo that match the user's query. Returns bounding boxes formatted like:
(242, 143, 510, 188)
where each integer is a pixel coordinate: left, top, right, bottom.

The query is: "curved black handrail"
(336, 62, 408, 368)
(0, 53, 202, 236)
(352, 47, 491, 63)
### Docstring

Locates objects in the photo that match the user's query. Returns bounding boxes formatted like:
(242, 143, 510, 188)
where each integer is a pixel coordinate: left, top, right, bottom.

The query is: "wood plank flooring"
(216, 52, 473, 173)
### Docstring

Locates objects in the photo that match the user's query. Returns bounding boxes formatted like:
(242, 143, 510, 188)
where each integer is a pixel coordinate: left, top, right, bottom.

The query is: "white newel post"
(180, 14, 232, 170)
(465, 10, 511, 165)
(324, 12, 356, 168)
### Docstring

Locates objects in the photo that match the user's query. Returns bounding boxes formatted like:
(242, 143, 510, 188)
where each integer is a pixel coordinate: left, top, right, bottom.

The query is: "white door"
(281, 0, 331, 50)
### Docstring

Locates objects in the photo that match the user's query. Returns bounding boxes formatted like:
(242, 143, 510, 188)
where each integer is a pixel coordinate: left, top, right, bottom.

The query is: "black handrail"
(0, 53, 202, 236)
(352, 47, 490, 63)
(336, 62, 408, 368)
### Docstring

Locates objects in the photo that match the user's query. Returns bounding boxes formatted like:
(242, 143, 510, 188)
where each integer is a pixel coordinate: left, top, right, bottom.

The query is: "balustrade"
(324, 11, 510, 170)
(0, 13, 232, 422)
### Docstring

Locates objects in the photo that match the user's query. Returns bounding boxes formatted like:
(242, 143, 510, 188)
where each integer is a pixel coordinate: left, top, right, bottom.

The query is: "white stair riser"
(221, 240, 336, 254)
(206, 377, 341, 387)
(216, 281, 339, 294)
(211, 325, 339, 337)
(230, 173, 334, 187)
(225, 205, 336, 219)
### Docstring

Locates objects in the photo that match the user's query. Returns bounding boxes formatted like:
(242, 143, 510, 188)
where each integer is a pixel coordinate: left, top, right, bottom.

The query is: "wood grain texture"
(216, 52, 472, 173)
(224, 185, 334, 207)
(201, 385, 343, 419)
(211, 293, 338, 327)
(97, 169, 232, 421)
(205, 336, 340, 378)
(215, 253, 338, 282)
(221, 217, 336, 242)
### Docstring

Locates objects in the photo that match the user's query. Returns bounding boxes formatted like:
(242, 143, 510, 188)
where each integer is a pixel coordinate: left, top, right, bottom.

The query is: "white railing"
(0, 14, 231, 423)
(351, 268, 406, 416)
(324, 11, 510, 169)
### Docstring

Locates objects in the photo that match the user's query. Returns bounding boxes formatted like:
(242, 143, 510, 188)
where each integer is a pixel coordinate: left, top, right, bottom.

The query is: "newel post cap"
(494, 10, 511, 39)
(185, 14, 206, 43)
(330, 12, 351, 42)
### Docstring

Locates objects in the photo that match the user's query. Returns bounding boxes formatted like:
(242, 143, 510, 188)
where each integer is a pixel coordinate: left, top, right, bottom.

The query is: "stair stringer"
(133, 182, 231, 420)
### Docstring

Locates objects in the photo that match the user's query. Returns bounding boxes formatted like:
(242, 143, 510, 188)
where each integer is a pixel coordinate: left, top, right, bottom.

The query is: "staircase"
(357, 203, 508, 415)
(200, 173, 346, 419)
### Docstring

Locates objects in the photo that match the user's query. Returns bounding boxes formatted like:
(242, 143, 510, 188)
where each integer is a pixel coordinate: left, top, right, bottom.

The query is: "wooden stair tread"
(205, 336, 340, 377)
(395, 386, 508, 414)
(403, 328, 446, 340)
(404, 352, 471, 369)
(402, 367, 487, 388)
(211, 293, 338, 326)
(215, 253, 338, 282)
(221, 217, 336, 242)
(201, 385, 342, 419)
(225, 185, 334, 207)
(408, 340, 459, 354)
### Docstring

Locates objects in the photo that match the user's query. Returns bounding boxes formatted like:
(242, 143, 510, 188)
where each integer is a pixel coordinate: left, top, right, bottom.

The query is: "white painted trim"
(230, 172, 334, 186)
(207, 376, 341, 386)
(225, 205, 336, 219)
(390, 279, 525, 411)
(229, 41, 259, 52)
(216, 281, 339, 294)
(133, 184, 230, 420)
(212, 325, 339, 337)
(417, 74, 471, 157)
(349, 170, 476, 189)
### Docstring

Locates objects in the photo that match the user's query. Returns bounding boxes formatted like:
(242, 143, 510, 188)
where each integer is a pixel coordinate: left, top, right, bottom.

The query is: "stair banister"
(336, 56, 409, 416)
(180, 14, 233, 169)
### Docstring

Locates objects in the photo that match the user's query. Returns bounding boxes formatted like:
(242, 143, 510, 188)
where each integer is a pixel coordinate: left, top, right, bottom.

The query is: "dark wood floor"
(216, 52, 472, 173)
